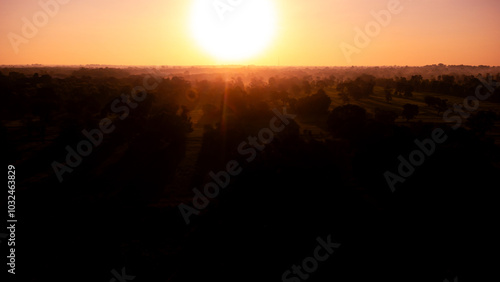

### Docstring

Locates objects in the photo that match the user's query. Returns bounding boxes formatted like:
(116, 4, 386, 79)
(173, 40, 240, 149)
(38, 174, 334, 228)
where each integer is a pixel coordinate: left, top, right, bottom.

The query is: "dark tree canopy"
(327, 104, 367, 139)
(402, 103, 419, 121)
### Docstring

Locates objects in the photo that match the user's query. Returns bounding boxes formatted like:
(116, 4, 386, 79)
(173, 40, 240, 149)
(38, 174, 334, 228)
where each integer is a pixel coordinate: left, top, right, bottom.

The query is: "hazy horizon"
(2, 63, 500, 68)
(2, 0, 499, 66)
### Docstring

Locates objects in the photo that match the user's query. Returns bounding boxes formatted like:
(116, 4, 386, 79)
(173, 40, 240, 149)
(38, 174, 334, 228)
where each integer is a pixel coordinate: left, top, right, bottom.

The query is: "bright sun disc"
(190, 0, 276, 62)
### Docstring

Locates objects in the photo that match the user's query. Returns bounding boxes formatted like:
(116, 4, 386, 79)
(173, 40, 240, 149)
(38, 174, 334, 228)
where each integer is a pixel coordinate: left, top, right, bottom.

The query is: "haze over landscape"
(1, 0, 500, 66)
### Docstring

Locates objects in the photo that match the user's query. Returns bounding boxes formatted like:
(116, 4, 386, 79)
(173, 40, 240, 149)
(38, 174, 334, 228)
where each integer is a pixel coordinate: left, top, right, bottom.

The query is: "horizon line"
(1, 64, 500, 68)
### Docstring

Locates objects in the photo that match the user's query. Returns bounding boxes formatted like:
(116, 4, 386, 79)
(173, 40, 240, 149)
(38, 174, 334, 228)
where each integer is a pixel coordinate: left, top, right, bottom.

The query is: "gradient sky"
(1, 0, 499, 66)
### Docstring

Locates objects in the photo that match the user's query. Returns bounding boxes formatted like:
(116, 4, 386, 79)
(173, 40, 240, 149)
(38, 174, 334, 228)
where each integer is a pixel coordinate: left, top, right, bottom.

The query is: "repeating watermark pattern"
(385, 75, 500, 192)
(8, 0, 72, 54)
(213, 0, 244, 21)
(340, 0, 406, 64)
(109, 267, 135, 282)
(51, 73, 162, 183)
(178, 107, 296, 224)
(282, 234, 341, 282)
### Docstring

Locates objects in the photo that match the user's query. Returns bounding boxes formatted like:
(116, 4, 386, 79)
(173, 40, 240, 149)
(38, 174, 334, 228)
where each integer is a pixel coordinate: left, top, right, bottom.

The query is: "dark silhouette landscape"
(1, 65, 499, 281)
(2, 0, 500, 281)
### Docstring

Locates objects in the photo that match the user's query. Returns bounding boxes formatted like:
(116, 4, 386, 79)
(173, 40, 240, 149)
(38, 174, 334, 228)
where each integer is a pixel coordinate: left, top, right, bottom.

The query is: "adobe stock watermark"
(178, 107, 296, 224)
(282, 234, 341, 282)
(109, 267, 135, 282)
(385, 75, 499, 192)
(213, 0, 244, 21)
(7, 0, 71, 54)
(340, 0, 405, 64)
(51, 72, 163, 183)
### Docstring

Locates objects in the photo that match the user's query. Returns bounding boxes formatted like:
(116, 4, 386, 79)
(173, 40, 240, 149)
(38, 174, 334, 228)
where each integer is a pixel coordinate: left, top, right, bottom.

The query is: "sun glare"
(190, 0, 276, 62)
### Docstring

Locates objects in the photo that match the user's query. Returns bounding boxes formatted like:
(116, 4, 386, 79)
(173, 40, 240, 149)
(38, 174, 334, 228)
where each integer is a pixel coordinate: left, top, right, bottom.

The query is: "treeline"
(0, 71, 195, 205)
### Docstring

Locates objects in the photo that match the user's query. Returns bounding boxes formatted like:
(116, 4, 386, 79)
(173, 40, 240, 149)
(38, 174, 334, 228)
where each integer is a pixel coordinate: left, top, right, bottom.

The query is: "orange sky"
(1, 0, 499, 66)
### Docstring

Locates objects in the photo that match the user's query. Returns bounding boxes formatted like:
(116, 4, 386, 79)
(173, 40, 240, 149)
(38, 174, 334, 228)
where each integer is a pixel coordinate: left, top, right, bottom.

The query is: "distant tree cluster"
(337, 75, 375, 100)
(292, 88, 332, 117)
(424, 95, 449, 114)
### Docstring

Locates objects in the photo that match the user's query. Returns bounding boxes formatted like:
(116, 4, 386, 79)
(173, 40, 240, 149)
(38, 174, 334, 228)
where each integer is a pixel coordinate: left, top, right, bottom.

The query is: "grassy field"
(326, 86, 498, 120)
(320, 86, 500, 142)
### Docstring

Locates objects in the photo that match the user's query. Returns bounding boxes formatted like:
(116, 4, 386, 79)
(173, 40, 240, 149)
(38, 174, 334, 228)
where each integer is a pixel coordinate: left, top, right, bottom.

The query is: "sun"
(190, 0, 277, 62)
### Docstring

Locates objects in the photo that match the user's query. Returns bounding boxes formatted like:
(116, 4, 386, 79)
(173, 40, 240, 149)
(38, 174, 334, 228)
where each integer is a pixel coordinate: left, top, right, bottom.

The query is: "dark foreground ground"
(1, 67, 500, 282)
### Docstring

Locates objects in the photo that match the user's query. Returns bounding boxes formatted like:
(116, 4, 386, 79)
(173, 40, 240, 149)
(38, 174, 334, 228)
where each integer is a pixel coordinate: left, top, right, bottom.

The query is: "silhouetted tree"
(385, 86, 393, 103)
(295, 88, 331, 117)
(302, 79, 312, 95)
(327, 104, 367, 139)
(424, 96, 448, 114)
(402, 103, 419, 121)
(404, 84, 413, 98)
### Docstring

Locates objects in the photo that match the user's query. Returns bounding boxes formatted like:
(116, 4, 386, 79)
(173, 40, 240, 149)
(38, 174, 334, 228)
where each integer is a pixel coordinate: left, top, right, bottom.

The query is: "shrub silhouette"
(402, 103, 419, 121)
(294, 88, 331, 117)
(327, 104, 367, 140)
